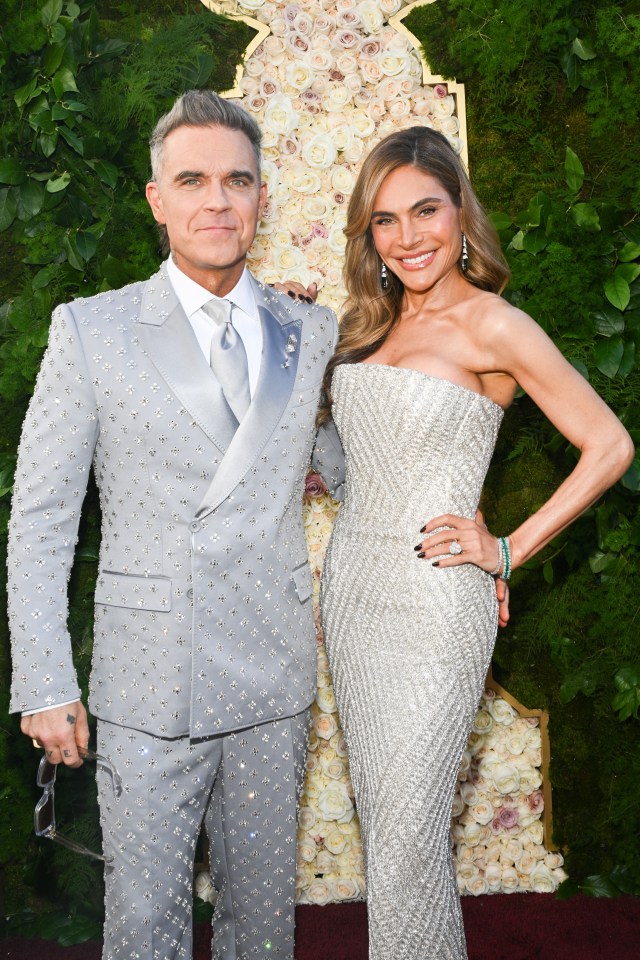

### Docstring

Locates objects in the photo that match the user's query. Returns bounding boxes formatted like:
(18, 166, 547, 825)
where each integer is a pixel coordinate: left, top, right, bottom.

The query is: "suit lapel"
(137, 266, 238, 454)
(196, 277, 302, 517)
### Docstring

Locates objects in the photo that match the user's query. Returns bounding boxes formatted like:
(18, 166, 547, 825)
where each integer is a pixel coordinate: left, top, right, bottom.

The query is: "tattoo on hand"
(63, 749, 71, 757)
(66, 714, 76, 725)
(46, 750, 54, 758)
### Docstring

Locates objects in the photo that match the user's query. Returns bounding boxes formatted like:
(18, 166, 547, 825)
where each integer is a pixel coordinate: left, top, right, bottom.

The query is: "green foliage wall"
(0, 0, 638, 935)
(407, 0, 640, 896)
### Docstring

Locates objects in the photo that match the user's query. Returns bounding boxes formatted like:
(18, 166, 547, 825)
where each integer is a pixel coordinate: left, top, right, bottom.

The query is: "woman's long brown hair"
(317, 126, 510, 427)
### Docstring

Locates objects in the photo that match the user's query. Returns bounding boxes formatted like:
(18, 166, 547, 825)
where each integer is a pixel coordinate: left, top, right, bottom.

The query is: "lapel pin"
(286, 334, 298, 354)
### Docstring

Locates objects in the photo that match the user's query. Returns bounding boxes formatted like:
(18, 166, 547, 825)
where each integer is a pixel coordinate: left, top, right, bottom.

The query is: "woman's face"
(370, 164, 462, 294)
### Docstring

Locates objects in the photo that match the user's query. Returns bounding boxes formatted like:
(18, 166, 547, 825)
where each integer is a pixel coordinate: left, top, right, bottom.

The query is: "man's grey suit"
(8, 263, 345, 959)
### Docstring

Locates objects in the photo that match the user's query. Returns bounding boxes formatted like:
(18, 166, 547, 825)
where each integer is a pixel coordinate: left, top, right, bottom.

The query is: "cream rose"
(470, 800, 494, 825)
(465, 874, 489, 896)
(360, 59, 383, 84)
(463, 822, 484, 847)
(195, 871, 217, 905)
(298, 806, 317, 832)
(357, 0, 384, 34)
(313, 712, 339, 740)
(297, 836, 318, 863)
(317, 782, 355, 823)
(484, 862, 503, 891)
(306, 878, 334, 905)
(324, 828, 349, 856)
(302, 133, 337, 169)
(531, 864, 557, 893)
(285, 61, 314, 93)
(491, 762, 521, 795)
(264, 94, 298, 136)
(321, 755, 346, 781)
(334, 877, 361, 901)
(315, 685, 337, 713)
(378, 51, 413, 77)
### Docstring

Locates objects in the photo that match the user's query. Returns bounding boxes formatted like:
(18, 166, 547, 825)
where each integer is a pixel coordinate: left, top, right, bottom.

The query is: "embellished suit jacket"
(8, 263, 345, 738)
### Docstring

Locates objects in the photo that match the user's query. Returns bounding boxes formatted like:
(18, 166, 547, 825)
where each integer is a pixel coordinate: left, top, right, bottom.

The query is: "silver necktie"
(203, 298, 251, 423)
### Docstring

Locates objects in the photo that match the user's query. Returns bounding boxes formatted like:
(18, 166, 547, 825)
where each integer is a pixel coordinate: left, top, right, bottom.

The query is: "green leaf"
(39, 131, 59, 158)
(561, 51, 580, 92)
(591, 307, 624, 337)
(611, 666, 640, 722)
(616, 262, 640, 284)
(52, 67, 79, 99)
(43, 41, 66, 76)
(620, 456, 640, 492)
(594, 336, 624, 377)
(588, 550, 617, 574)
(91, 38, 130, 62)
(565, 147, 584, 194)
(618, 241, 640, 263)
(17, 180, 46, 219)
(542, 560, 554, 584)
(617, 339, 635, 379)
(91, 159, 118, 188)
(101, 255, 134, 288)
(75, 229, 97, 262)
(569, 358, 589, 379)
(32, 264, 61, 290)
(46, 171, 71, 193)
(581, 875, 620, 898)
(571, 38, 597, 61)
(0, 187, 18, 230)
(62, 99, 88, 112)
(556, 878, 581, 900)
(66, 2, 81, 17)
(522, 230, 548, 254)
(508, 230, 524, 252)
(14, 77, 44, 109)
(49, 22, 67, 44)
(41, 0, 64, 27)
(490, 211, 513, 231)
(604, 273, 630, 311)
(0, 158, 26, 185)
(571, 202, 600, 230)
(58, 126, 84, 155)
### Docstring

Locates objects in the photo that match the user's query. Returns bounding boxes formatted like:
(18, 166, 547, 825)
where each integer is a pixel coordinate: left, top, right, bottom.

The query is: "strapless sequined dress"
(321, 364, 504, 960)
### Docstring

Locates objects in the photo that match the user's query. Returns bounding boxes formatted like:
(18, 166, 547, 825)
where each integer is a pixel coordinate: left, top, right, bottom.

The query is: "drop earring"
(460, 233, 469, 273)
(380, 262, 389, 290)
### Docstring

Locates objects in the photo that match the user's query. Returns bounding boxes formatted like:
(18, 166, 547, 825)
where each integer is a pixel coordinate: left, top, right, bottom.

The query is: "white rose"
(326, 87, 353, 112)
(506, 732, 526, 756)
(238, 0, 266, 9)
(525, 822, 545, 845)
(334, 877, 361, 901)
(389, 99, 411, 120)
(285, 62, 314, 93)
(245, 57, 265, 78)
(240, 76, 260, 96)
(357, 1, 384, 34)
(360, 59, 383, 84)
(298, 836, 318, 863)
(451, 793, 464, 817)
(294, 11, 313, 35)
(440, 115, 460, 135)
(314, 13, 336, 34)
(350, 111, 376, 138)
(465, 874, 489, 896)
(324, 828, 349, 855)
(327, 224, 347, 255)
(264, 94, 298, 136)
(545, 851, 565, 870)
(470, 800, 494, 825)
(484, 862, 503, 891)
(463, 822, 484, 847)
(504, 837, 524, 863)
(321, 755, 346, 781)
(379, 0, 402, 13)
(315, 685, 337, 713)
(313, 711, 339, 740)
(290, 168, 322, 195)
(486, 697, 518, 725)
(194, 871, 217, 905)
(309, 49, 334, 72)
(378, 77, 401, 100)
(531, 864, 557, 893)
(343, 138, 365, 165)
(302, 133, 337, 170)
(306, 878, 335, 905)
(459, 781, 478, 806)
(329, 731, 349, 757)
(378, 51, 413, 77)
(524, 727, 542, 749)
(317, 782, 355, 823)
(304, 752, 319, 774)
(491, 762, 521, 795)
(331, 166, 355, 195)
(316, 849, 337, 874)
(518, 768, 543, 795)
(501, 865, 520, 891)
(298, 806, 317, 832)
(302, 196, 332, 222)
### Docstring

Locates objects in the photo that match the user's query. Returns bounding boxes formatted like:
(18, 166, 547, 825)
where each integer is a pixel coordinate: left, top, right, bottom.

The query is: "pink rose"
(305, 472, 328, 497)
(497, 806, 520, 829)
(434, 83, 449, 99)
(528, 790, 544, 814)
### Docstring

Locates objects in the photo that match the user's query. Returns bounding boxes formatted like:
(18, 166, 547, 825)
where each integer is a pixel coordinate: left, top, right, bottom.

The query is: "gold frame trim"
(199, 1, 270, 98)
(485, 666, 556, 851)
(389, 0, 468, 169)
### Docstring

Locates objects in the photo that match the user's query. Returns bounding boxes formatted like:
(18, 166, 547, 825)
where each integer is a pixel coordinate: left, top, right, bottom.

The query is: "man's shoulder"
(62, 264, 166, 318)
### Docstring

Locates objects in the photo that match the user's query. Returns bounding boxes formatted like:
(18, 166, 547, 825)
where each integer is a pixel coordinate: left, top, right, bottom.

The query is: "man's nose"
(203, 179, 230, 209)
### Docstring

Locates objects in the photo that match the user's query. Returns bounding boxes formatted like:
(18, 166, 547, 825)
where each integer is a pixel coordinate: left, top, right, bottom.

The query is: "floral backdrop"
(194, 0, 567, 904)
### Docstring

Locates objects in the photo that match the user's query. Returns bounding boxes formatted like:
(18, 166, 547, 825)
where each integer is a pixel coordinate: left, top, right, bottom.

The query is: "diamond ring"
(449, 540, 463, 556)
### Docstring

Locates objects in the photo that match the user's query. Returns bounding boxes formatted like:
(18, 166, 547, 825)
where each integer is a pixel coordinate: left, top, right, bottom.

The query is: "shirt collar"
(166, 256, 256, 320)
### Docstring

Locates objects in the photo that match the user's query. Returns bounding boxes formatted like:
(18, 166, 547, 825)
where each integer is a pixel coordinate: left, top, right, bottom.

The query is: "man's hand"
(21, 701, 89, 767)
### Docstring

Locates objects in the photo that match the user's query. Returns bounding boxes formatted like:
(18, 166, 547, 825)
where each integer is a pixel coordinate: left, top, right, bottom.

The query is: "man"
(9, 90, 344, 959)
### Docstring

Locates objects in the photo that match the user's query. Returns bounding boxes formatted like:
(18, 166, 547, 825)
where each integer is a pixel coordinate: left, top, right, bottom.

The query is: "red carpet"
(3, 895, 640, 959)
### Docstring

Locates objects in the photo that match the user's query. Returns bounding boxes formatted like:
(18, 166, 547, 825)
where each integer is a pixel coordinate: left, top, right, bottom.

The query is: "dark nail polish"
(287, 290, 295, 298)
(305, 296, 313, 304)
(432, 561, 440, 567)
(413, 544, 422, 551)
(420, 525, 426, 533)
(417, 552, 425, 559)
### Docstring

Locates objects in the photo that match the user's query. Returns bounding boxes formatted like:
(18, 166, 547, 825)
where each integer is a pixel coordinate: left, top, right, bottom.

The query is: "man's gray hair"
(149, 89, 262, 181)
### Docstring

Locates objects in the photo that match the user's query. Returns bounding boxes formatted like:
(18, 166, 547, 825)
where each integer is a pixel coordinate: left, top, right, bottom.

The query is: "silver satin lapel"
(137, 271, 238, 454)
(196, 301, 301, 517)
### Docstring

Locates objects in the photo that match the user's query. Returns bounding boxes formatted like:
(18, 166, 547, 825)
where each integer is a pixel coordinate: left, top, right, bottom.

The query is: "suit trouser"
(96, 711, 309, 960)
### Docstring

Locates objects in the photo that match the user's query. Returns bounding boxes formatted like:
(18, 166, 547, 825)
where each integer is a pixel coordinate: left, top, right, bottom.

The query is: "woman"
(317, 127, 633, 960)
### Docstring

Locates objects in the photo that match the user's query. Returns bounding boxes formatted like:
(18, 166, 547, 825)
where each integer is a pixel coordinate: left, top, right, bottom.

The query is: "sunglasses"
(35, 746, 123, 863)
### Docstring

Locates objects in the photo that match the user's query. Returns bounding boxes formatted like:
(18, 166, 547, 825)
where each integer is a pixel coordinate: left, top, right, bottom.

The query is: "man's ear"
(257, 180, 268, 222)
(146, 181, 165, 224)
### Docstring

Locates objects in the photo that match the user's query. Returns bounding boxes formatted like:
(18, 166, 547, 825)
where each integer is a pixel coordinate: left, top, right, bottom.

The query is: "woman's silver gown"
(321, 364, 504, 960)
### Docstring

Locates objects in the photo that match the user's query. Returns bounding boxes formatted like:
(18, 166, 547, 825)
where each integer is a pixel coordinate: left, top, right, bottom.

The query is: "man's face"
(146, 124, 266, 294)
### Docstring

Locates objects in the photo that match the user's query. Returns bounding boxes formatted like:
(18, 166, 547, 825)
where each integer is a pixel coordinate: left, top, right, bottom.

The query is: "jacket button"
(187, 588, 194, 600)
(189, 520, 202, 532)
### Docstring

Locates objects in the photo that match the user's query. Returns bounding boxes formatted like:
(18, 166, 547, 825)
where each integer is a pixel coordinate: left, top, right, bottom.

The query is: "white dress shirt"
(167, 256, 263, 396)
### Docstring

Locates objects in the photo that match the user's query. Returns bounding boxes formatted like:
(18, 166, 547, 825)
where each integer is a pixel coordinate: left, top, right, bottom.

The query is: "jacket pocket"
(94, 571, 172, 611)
(292, 380, 323, 407)
(291, 562, 313, 603)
